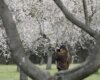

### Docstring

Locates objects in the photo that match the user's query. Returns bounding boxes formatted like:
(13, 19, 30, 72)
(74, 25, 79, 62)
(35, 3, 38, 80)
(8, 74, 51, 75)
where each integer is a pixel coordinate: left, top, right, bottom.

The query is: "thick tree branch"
(53, 0, 97, 38)
(0, 0, 50, 80)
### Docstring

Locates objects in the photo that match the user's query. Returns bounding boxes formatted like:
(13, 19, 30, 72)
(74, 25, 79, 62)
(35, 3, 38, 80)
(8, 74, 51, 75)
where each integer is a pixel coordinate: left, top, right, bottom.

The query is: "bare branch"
(89, 6, 96, 23)
(53, 0, 97, 38)
(0, 0, 50, 80)
(82, 0, 90, 26)
(82, 0, 96, 25)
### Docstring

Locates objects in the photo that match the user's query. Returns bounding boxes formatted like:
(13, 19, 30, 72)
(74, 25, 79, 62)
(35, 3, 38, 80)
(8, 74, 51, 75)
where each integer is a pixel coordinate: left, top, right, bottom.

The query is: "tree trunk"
(17, 66, 20, 72)
(46, 54, 52, 70)
(40, 57, 44, 65)
(20, 69, 28, 80)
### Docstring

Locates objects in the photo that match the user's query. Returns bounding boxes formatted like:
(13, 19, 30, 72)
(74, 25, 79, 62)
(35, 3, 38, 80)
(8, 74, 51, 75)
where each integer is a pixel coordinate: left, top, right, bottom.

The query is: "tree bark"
(20, 69, 28, 80)
(17, 66, 20, 72)
(40, 57, 44, 65)
(46, 54, 52, 70)
(82, 0, 90, 26)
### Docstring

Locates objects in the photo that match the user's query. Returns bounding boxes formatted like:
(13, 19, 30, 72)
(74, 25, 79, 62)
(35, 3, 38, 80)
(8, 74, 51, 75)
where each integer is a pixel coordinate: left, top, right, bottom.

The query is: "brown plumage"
(56, 45, 70, 71)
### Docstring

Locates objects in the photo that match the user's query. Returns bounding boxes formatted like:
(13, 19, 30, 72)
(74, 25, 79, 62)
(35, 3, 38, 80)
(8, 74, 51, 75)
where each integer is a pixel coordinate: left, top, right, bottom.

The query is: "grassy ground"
(0, 64, 99, 80)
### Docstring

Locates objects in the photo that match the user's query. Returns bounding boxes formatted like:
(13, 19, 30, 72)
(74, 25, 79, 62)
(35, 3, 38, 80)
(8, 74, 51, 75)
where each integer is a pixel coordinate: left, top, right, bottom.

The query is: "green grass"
(85, 70, 100, 80)
(0, 65, 19, 80)
(0, 64, 100, 80)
